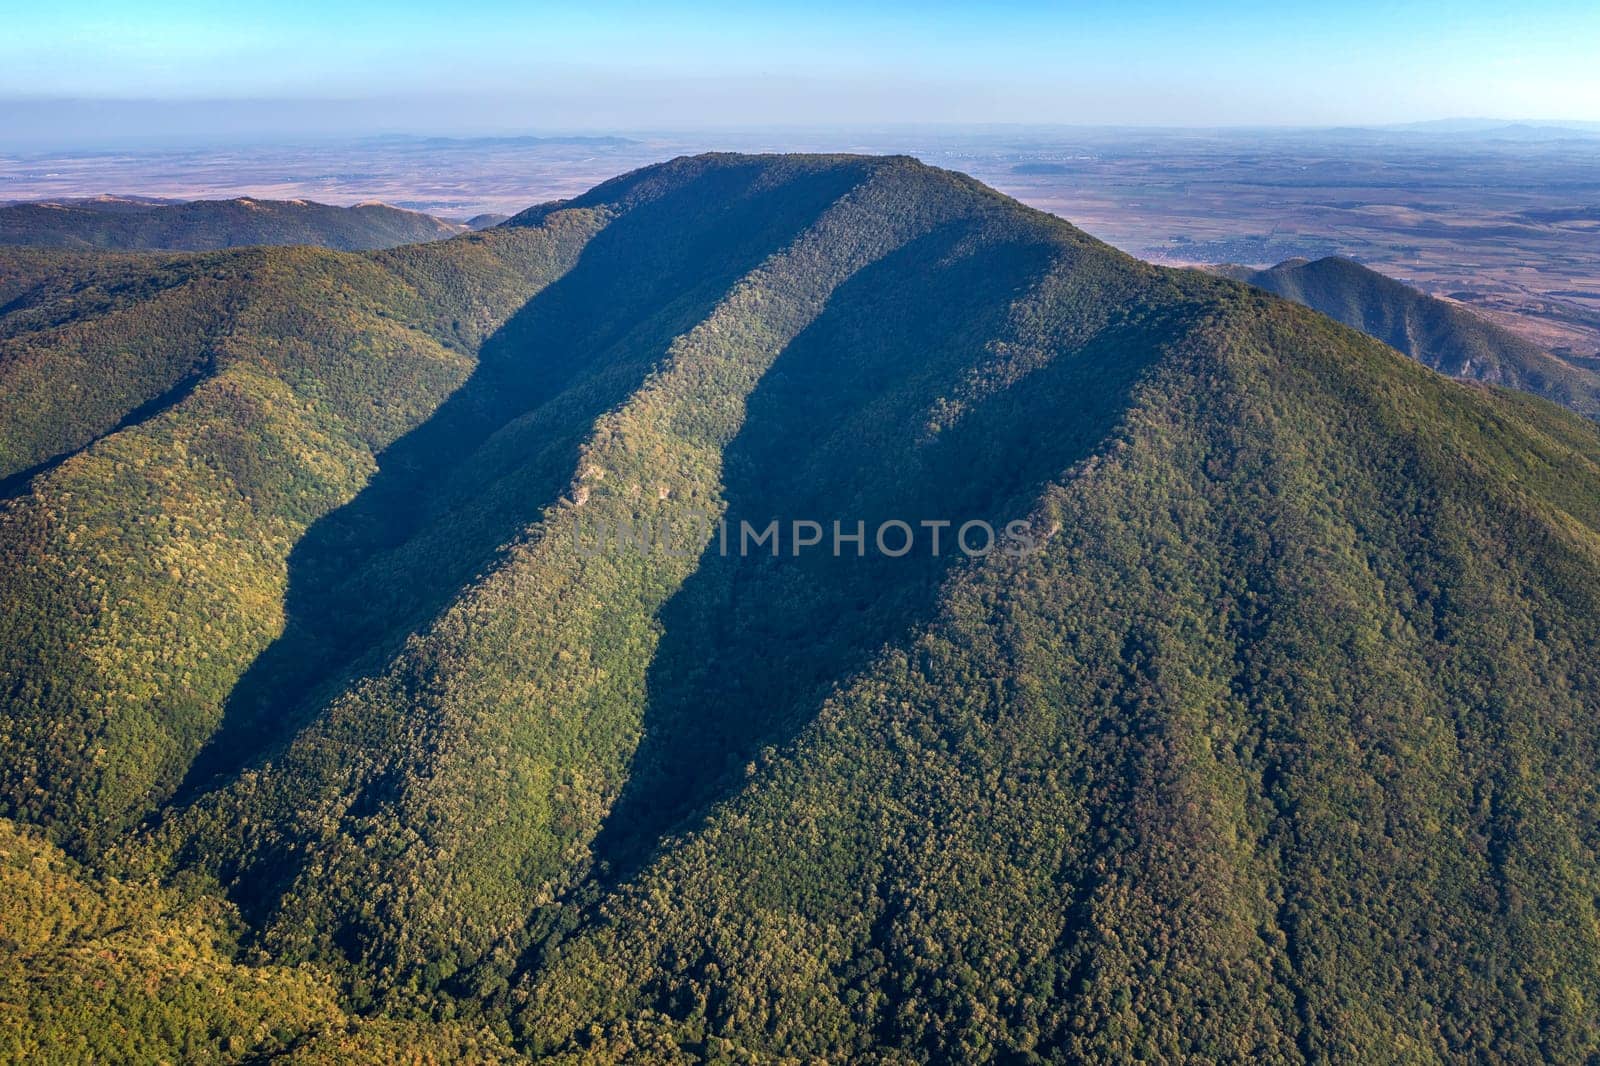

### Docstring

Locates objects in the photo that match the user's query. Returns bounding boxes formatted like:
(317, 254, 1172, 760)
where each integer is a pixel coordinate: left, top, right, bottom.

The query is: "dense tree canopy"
(0, 196, 465, 253)
(4, 154, 1600, 1062)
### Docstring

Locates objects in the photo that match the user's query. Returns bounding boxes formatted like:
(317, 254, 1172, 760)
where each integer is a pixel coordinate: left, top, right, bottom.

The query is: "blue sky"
(2, 0, 1598, 137)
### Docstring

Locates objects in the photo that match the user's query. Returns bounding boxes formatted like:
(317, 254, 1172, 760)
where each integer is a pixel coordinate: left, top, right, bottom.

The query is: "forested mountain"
(0, 196, 466, 252)
(6, 154, 1600, 1062)
(1220, 255, 1600, 418)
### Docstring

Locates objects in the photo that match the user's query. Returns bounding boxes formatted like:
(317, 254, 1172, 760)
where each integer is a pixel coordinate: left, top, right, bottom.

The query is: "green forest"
(0, 197, 466, 253)
(5, 153, 1600, 1062)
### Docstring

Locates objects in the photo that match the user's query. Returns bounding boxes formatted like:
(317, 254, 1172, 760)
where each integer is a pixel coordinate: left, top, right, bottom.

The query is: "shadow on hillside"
(0, 361, 210, 501)
(172, 160, 871, 804)
(579, 227, 1178, 892)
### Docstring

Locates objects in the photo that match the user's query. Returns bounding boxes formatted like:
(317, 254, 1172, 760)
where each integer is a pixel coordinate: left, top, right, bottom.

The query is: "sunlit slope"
(0, 212, 610, 847)
(0, 816, 522, 1064)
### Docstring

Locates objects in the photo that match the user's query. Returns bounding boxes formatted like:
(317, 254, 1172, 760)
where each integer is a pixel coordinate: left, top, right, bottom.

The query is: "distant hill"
(0, 195, 467, 251)
(1218, 255, 1600, 419)
(8, 155, 1600, 1061)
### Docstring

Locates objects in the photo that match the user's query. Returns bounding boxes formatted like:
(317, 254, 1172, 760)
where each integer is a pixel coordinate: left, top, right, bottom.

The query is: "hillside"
(5, 155, 1600, 1062)
(0, 196, 467, 252)
(0, 816, 520, 1062)
(1220, 255, 1600, 418)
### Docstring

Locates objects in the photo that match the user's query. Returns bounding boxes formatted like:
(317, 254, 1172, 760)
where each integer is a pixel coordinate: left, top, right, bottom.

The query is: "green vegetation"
(0, 816, 522, 1063)
(0, 196, 466, 252)
(1222, 254, 1600, 418)
(4, 154, 1600, 1061)
(0, 212, 609, 848)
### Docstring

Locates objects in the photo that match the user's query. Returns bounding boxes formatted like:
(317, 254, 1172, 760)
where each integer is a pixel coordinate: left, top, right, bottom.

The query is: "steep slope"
(0, 211, 612, 848)
(5, 155, 1600, 1062)
(155, 156, 1189, 1008)
(1222, 255, 1600, 418)
(0, 196, 466, 252)
(515, 298, 1600, 1062)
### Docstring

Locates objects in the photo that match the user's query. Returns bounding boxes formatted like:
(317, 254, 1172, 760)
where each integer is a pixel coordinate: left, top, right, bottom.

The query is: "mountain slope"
(1221, 255, 1600, 418)
(517, 296, 1600, 1063)
(157, 155, 1186, 1002)
(4, 155, 1600, 1062)
(0, 196, 466, 252)
(0, 211, 611, 848)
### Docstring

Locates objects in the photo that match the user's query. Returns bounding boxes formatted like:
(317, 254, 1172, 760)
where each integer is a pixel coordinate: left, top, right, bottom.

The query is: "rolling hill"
(1220, 255, 1600, 418)
(0, 195, 467, 252)
(6, 154, 1600, 1062)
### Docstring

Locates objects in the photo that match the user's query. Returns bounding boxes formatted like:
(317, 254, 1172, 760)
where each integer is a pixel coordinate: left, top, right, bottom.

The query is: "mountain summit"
(5, 154, 1600, 1062)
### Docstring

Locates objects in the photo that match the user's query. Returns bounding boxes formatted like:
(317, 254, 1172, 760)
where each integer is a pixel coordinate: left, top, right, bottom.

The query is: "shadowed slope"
(176, 155, 878, 798)
(517, 291, 1600, 1063)
(586, 217, 1205, 882)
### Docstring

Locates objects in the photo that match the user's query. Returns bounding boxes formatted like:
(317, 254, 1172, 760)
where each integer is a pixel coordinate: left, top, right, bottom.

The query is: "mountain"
(6, 154, 1600, 1063)
(1383, 118, 1600, 138)
(1219, 255, 1600, 419)
(0, 196, 467, 252)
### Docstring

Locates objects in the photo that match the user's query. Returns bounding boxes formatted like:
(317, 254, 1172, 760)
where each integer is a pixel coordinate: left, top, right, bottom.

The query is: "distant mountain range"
(394, 134, 639, 147)
(7, 155, 1600, 1062)
(1217, 255, 1600, 420)
(1383, 118, 1600, 136)
(0, 195, 468, 251)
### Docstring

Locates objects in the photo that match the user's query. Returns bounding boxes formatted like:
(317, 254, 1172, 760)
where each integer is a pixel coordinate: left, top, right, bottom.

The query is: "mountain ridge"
(0, 195, 468, 252)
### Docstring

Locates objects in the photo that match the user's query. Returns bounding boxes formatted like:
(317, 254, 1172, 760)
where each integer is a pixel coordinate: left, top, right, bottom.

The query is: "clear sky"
(3, 0, 1598, 141)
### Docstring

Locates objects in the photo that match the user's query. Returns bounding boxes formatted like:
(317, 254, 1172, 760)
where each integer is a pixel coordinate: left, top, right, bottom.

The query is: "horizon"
(6, 111, 1600, 154)
(3, 1, 1598, 146)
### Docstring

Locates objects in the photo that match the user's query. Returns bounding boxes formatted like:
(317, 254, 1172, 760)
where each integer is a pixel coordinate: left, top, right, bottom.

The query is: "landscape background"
(7, 124, 1598, 360)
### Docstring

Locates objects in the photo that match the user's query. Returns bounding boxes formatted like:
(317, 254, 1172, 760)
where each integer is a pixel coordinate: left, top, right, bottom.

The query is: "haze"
(3, 0, 1599, 146)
